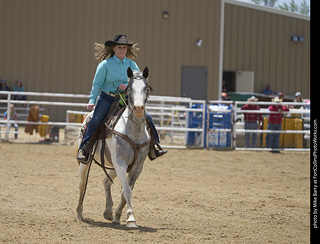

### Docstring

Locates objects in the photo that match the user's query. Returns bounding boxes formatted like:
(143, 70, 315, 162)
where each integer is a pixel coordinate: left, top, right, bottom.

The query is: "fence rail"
(234, 101, 310, 151)
(0, 91, 311, 151)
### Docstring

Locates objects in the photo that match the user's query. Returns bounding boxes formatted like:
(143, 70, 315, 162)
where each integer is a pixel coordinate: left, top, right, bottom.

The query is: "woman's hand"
(85, 104, 95, 111)
(118, 84, 127, 91)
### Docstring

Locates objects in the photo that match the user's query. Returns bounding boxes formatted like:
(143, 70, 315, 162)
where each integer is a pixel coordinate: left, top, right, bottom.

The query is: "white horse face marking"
(131, 78, 147, 117)
(127, 69, 149, 118)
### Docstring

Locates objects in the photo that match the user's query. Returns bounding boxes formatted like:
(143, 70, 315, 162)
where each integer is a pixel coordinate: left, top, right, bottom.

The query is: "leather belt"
(103, 91, 116, 97)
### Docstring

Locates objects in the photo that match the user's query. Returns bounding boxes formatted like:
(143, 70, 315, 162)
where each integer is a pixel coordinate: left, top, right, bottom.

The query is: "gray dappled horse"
(76, 67, 152, 228)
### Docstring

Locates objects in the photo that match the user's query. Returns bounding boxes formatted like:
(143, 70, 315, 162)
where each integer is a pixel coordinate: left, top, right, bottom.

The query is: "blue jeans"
(244, 122, 258, 148)
(80, 92, 114, 149)
(266, 123, 282, 149)
(80, 92, 159, 149)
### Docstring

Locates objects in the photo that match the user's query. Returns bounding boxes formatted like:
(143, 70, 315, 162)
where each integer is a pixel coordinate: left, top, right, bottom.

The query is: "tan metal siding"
(0, 0, 310, 122)
(223, 3, 310, 97)
(0, 0, 221, 97)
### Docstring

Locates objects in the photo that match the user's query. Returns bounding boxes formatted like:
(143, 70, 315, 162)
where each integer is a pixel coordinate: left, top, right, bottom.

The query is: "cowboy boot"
(154, 142, 168, 157)
(76, 118, 106, 164)
(76, 129, 100, 164)
(148, 130, 167, 161)
(76, 143, 93, 164)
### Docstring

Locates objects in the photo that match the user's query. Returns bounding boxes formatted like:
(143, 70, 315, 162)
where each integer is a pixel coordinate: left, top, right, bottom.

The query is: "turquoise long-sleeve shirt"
(89, 55, 139, 105)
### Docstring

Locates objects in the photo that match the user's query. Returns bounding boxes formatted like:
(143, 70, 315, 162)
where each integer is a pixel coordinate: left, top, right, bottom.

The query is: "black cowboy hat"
(105, 35, 134, 47)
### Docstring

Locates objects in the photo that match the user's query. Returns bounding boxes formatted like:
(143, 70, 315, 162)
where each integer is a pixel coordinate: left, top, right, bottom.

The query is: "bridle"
(124, 75, 152, 122)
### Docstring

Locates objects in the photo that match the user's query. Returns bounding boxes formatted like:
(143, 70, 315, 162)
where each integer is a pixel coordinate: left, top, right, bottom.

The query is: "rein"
(106, 124, 150, 172)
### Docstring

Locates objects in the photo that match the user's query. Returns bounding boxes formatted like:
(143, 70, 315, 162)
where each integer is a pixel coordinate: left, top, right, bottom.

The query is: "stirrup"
(148, 142, 167, 161)
(148, 148, 157, 161)
(77, 149, 93, 164)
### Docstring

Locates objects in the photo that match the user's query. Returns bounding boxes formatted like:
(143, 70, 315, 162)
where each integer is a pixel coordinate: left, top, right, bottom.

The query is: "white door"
(235, 71, 254, 93)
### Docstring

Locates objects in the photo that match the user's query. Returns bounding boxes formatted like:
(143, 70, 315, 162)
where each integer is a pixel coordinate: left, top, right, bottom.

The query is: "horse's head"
(126, 67, 152, 118)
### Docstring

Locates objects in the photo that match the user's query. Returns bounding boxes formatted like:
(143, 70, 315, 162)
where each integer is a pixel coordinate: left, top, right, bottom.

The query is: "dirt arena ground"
(0, 142, 310, 244)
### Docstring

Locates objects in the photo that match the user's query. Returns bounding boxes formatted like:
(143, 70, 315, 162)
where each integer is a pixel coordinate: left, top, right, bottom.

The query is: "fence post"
(5, 93, 11, 141)
(233, 101, 238, 149)
(202, 101, 206, 149)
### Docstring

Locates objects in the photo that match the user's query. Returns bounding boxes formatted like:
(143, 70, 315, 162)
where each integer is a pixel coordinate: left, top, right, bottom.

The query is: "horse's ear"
(127, 67, 133, 78)
(143, 67, 149, 79)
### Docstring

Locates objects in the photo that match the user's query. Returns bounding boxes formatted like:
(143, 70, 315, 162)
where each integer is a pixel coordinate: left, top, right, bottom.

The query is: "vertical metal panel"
(282, 16, 291, 94)
(223, 3, 310, 98)
(0, 0, 4, 76)
(223, 4, 232, 71)
(301, 20, 310, 97)
(269, 14, 278, 92)
(262, 12, 271, 90)
(275, 15, 284, 93)
(249, 9, 258, 84)
(243, 8, 252, 69)
(237, 7, 245, 70)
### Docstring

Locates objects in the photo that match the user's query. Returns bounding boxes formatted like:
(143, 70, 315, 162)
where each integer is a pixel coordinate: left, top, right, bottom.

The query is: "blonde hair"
(94, 42, 139, 63)
(10, 104, 15, 113)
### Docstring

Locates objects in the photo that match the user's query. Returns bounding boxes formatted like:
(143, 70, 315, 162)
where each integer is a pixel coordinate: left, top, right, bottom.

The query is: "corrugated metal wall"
(0, 0, 222, 99)
(223, 2, 310, 97)
(0, 0, 310, 121)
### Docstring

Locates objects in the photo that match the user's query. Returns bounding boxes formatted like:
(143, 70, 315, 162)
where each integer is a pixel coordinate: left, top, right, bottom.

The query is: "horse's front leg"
(103, 170, 117, 221)
(76, 161, 92, 221)
(113, 165, 143, 228)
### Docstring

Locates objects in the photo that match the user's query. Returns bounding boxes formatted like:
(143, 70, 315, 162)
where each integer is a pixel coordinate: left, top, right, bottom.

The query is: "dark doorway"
(222, 71, 236, 92)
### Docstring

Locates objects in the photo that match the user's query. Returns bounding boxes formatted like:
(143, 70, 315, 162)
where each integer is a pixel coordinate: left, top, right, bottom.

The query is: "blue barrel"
(207, 104, 232, 148)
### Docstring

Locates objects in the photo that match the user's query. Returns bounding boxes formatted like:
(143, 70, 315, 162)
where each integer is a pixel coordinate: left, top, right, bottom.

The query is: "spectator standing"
(290, 91, 304, 117)
(221, 92, 231, 101)
(13, 79, 27, 100)
(4, 104, 18, 139)
(1, 79, 10, 99)
(266, 97, 289, 152)
(241, 96, 262, 148)
(262, 84, 273, 95)
(293, 92, 305, 108)
(278, 92, 285, 101)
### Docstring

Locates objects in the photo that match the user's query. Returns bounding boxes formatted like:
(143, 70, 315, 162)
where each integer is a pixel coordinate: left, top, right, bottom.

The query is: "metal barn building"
(0, 0, 310, 103)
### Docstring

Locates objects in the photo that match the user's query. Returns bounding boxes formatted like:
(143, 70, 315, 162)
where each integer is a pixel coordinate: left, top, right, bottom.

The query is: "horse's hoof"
(126, 221, 138, 228)
(112, 217, 120, 225)
(103, 211, 113, 221)
(77, 213, 84, 222)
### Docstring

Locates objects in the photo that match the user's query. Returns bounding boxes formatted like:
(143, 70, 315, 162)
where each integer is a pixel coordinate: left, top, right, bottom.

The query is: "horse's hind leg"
(103, 170, 117, 221)
(76, 161, 92, 221)
(113, 166, 143, 227)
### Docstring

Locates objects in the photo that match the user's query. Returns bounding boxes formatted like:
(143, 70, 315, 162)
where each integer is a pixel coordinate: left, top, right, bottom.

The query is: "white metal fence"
(0, 91, 207, 148)
(0, 91, 310, 151)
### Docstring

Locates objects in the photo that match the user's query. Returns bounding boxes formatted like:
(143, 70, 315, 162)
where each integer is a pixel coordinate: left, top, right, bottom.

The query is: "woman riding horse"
(77, 34, 167, 163)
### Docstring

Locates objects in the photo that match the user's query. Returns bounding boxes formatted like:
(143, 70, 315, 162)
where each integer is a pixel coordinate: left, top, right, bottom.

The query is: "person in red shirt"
(266, 97, 289, 152)
(241, 96, 262, 148)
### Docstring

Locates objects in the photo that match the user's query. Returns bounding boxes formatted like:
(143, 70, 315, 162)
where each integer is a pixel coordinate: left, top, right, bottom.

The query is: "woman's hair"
(10, 104, 15, 113)
(94, 42, 139, 63)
